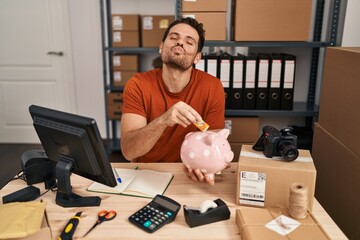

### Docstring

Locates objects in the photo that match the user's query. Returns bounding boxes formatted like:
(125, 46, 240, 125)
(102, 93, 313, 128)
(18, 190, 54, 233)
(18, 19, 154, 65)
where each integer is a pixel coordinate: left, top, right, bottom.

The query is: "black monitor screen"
(29, 105, 116, 207)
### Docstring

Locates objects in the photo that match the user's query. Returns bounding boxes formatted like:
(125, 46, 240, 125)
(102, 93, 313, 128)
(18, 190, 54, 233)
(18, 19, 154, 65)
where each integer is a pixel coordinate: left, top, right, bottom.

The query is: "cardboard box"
(107, 92, 123, 105)
(312, 123, 360, 240)
(112, 14, 139, 31)
(235, 207, 329, 240)
(113, 71, 137, 87)
(318, 47, 360, 158)
(236, 145, 316, 212)
(182, 0, 227, 12)
(107, 104, 122, 120)
(112, 54, 138, 71)
(234, 0, 312, 41)
(231, 142, 254, 162)
(182, 12, 226, 40)
(141, 15, 175, 47)
(225, 117, 259, 143)
(112, 31, 140, 47)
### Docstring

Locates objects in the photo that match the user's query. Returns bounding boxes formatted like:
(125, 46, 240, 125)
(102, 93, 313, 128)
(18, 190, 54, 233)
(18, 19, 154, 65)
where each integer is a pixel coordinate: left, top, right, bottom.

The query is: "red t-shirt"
(122, 68, 225, 162)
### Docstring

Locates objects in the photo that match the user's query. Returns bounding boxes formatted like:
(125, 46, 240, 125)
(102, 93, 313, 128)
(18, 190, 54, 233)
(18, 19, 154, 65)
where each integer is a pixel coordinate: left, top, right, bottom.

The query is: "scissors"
(83, 210, 117, 237)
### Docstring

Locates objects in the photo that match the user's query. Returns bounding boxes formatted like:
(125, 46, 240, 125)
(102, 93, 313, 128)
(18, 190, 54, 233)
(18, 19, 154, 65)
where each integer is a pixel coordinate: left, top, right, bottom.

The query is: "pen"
(58, 211, 82, 240)
(114, 169, 122, 183)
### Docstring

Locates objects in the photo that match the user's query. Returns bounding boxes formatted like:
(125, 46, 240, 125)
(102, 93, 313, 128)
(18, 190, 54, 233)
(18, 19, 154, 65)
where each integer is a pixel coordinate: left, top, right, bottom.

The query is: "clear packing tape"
(0, 201, 46, 239)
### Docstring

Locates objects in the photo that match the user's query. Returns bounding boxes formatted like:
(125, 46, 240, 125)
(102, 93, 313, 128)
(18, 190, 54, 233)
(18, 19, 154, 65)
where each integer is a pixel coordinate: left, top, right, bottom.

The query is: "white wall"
(342, 0, 360, 46)
(68, 0, 106, 136)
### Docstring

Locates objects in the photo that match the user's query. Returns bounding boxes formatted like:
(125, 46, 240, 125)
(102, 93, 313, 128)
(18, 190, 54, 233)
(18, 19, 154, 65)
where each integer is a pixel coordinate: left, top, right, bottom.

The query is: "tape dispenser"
(183, 198, 231, 228)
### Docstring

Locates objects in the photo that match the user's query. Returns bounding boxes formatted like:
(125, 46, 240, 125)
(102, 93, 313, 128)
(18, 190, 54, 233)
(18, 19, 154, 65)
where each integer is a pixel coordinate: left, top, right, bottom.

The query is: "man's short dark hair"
(161, 17, 205, 53)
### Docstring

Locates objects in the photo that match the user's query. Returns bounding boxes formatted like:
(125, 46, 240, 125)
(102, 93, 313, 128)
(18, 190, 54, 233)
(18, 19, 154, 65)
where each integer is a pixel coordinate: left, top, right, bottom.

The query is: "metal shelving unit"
(99, 0, 341, 154)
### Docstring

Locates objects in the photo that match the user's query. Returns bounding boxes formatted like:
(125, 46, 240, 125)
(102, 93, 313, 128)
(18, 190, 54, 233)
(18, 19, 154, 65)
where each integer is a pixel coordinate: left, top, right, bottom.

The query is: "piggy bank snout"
(226, 151, 234, 163)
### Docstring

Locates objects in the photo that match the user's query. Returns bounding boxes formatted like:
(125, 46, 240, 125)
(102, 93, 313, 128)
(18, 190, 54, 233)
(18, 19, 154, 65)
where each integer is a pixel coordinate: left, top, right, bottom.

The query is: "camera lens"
(278, 143, 299, 161)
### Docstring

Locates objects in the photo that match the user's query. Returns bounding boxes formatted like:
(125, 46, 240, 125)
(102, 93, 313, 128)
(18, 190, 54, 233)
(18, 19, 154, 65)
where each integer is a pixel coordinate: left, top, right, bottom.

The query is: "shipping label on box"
(237, 145, 317, 212)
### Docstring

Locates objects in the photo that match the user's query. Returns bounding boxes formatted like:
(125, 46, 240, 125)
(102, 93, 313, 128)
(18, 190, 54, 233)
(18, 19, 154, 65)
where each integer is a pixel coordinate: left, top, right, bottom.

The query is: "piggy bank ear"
(218, 129, 230, 139)
(204, 134, 216, 146)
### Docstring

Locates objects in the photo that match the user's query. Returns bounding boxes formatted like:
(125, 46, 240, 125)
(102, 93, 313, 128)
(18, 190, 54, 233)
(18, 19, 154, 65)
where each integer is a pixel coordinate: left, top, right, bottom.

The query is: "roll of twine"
(289, 183, 308, 219)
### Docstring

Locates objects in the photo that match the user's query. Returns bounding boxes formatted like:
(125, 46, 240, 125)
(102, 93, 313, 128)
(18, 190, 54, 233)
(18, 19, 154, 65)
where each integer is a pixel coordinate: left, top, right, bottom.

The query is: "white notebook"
(87, 168, 173, 199)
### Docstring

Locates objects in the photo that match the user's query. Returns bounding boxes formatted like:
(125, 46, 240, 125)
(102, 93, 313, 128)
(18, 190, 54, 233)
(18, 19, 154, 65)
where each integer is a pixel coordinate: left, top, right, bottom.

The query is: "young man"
(120, 17, 226, 185)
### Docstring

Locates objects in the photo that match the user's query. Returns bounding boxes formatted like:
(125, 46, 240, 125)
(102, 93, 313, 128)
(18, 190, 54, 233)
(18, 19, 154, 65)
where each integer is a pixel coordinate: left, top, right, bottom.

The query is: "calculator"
(128, 194, 181, 233)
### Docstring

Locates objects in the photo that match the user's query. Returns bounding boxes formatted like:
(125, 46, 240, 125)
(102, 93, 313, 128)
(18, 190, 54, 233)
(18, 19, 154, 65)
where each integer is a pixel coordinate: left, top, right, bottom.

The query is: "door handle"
(47, 51, 64, 56)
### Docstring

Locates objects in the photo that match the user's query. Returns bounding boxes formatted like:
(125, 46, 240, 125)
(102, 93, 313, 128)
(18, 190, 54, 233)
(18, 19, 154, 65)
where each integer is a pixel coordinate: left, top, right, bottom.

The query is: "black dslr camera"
(253, 126, 299, 161)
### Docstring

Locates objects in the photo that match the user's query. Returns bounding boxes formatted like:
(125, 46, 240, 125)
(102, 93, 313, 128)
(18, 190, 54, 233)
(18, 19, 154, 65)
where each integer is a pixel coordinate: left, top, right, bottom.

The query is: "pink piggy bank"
(180, 129, 234, 180)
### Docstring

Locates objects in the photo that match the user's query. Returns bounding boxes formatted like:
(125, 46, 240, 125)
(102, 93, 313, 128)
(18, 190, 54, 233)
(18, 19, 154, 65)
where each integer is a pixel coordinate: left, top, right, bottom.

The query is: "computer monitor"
(29, 105, 117, 207)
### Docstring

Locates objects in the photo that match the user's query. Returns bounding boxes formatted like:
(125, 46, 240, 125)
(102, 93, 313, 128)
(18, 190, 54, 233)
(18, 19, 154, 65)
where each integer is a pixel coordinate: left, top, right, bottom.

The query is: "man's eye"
(187, 42, 194, 46)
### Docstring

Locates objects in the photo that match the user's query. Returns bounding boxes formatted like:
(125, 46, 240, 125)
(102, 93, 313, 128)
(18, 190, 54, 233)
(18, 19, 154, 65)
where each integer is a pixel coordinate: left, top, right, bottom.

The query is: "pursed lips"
(172, 45, 185, 54)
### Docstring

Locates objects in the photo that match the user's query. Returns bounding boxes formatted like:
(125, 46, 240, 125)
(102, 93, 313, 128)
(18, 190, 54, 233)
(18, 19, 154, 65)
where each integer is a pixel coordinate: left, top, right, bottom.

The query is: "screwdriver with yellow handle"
(58, 211, 82, 240)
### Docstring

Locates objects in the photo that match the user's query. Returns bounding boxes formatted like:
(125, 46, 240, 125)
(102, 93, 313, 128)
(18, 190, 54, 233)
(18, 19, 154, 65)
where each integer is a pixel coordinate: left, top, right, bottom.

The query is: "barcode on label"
(241, 193, 264, 199)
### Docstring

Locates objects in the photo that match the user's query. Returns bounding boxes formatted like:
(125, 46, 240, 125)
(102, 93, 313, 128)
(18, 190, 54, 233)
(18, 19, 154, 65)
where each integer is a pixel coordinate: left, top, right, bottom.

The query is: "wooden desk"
(0, 163, 347, 240)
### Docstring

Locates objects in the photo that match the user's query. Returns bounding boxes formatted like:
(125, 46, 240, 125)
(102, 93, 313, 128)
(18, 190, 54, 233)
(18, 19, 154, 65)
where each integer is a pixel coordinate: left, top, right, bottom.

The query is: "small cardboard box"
(225, 117, 259, 143)
(182, 0, 227, 12)
(112, 31, 140, 47)
(112, 14, 139, 31)
(235, 207, 329, 240)
(236, 145, 317, 212)
(113, 70, 137, 87)
(107, 92, 123, 105)
(141, 15, 175, 47)
(234, 0, 313, 41)
(182, 12, 226, 40)
(112, 54, 138, 71)
(318, 47, 360, 158)
(107, 104, 122, 120)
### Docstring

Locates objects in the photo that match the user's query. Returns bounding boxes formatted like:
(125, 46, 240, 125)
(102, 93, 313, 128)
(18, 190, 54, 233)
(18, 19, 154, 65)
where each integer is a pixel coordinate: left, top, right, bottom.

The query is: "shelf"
(107, 41, 330, 54)
(108, 47, 159, 54)
(225, 102, 319, 117)
(205, 41, 330, 48)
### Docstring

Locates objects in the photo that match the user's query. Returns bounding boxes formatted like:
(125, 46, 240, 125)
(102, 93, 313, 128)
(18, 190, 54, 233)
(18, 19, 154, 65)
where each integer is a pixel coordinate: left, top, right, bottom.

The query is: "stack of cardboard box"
(112, 54, 138, 87)
(107, 92, 123, 120)
(312, 47, 360, 240)
(112, 14, 140, 47)
(235, 145, 319, 239)
(181, 0, 227, 40)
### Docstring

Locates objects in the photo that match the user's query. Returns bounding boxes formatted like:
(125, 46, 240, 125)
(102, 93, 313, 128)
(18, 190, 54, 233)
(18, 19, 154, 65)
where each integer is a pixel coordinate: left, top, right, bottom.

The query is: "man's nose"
(176, 42, 184, 47)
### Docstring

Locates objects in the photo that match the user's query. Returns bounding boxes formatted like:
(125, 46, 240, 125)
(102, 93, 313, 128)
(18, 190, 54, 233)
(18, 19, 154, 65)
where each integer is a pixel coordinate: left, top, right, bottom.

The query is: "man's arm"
(120, 101, 202, 161)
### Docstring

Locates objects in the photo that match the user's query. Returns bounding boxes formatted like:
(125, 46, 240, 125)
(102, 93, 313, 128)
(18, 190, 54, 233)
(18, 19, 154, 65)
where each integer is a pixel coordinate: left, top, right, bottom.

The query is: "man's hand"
(182, 165, 215, 185)
(182, 163, 232, 186)
(161, 101, 202, 128)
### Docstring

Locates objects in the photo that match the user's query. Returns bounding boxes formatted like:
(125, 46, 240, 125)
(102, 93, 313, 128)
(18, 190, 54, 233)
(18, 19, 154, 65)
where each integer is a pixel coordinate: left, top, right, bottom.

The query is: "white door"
(0, 0, 75, 143)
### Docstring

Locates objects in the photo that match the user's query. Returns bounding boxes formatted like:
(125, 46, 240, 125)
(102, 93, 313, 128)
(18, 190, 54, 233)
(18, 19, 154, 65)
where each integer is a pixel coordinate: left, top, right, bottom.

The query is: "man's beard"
(161, 51, 193, 71)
